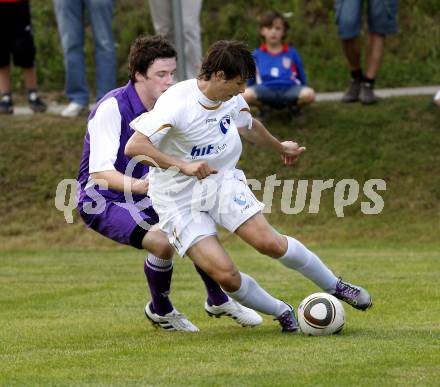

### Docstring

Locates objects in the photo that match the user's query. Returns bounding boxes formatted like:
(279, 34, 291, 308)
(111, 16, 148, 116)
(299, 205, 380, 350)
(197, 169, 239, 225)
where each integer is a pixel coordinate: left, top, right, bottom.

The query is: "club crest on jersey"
(282, 56, 291, 69)
(219, 115, 231, 134)
(233, 192, 247, 206)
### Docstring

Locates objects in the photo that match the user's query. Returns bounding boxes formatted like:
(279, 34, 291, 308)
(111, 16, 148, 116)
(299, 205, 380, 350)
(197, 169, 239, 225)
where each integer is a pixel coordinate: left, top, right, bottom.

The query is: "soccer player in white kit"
(126, 40, 372, 333)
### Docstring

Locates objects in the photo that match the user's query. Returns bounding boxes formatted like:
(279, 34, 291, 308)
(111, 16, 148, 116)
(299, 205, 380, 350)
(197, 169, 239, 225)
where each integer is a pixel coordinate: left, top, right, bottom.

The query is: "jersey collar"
(260, 43, 289, 56)
(126, 80, 148, 115)
(194, 79, 222, 110)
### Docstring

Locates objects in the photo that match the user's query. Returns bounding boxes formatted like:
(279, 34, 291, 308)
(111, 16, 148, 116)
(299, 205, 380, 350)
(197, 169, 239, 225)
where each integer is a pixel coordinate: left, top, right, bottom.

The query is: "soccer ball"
(298, 292, 345, 336)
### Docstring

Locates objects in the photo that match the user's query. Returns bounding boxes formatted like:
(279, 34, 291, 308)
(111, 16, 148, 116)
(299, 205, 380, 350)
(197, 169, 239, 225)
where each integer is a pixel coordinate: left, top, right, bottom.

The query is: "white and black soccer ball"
(298, 293, 345, 336)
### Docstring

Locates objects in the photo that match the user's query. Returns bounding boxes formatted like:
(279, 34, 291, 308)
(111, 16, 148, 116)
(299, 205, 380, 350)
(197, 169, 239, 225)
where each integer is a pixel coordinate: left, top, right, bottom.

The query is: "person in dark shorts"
(335, 0, 398, 104)
(0, 0, 46, 114)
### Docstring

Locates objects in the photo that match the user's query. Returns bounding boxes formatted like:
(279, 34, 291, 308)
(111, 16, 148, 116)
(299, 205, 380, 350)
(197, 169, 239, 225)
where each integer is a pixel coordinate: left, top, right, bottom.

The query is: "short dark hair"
(128, 35, 177, 82)
(259, 10, 290, 36)
(198, 40, 256, 81)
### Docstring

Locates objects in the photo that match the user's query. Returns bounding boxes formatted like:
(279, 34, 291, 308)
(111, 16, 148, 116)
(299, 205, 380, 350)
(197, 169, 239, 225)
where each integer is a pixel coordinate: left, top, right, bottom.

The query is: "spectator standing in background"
(53, 0, 116, 117)
(0, 0, 47, 114)
(335, 0, 398, 105)
(148, 0, 202, 80)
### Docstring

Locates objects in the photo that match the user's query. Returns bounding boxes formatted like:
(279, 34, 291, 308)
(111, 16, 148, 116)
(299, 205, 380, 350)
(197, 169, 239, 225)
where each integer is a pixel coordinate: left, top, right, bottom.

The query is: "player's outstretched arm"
(238, 118, 283, 151)
(238, 118, 306, 165)
(125, 132, 218, 180)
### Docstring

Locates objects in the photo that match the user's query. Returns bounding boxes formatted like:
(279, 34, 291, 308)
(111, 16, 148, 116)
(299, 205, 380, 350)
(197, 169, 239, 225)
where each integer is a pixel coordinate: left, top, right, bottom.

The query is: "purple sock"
(144, 255, 174, 315)
(194, 264, 228, 306)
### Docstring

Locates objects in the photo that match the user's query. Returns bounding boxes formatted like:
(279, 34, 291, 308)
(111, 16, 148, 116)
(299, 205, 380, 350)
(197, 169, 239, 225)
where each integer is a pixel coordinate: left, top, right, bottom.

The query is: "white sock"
(146, 254, 173, 271)
(225, 272, 289, 317)
(278, 236, 338, 291)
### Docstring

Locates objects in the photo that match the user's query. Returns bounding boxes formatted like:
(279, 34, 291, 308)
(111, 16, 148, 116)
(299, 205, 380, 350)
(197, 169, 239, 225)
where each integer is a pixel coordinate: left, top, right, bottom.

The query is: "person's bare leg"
(297, 87, 315, 106)
(142, 228, 230, 317)
(142, 227, 174, 259)
(365, 32, 385, 80)
(358, 32, 384, 104)
(242, 87, 262, 108)
(186, 235, 288, 317)
(0, 66, 11, 93)
(341, 36, 362, 71)
(0, 66, 13, 113)
(235, 212, 338, 291)
(235, 212, 372, 310)
(22, 67, 47, 112)
(340, 37, 363, 102)
(186, 235, 240, 291)
(22, 67, 38, 90)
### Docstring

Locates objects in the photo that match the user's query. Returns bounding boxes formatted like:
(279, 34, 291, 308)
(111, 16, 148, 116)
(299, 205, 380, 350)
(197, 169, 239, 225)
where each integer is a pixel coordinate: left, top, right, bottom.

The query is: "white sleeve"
(233, 95, 253, 129)
(129, 92, 177, 146)
(88, 98, 122, 174)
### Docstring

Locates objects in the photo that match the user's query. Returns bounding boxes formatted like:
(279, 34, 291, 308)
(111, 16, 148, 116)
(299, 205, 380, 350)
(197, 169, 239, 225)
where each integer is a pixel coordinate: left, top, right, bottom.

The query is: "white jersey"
(130, 79, 252, 206)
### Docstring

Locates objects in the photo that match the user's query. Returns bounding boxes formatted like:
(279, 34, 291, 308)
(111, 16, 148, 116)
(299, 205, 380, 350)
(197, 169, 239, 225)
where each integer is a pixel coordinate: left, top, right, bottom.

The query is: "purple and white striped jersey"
(77, 81, 149, 206)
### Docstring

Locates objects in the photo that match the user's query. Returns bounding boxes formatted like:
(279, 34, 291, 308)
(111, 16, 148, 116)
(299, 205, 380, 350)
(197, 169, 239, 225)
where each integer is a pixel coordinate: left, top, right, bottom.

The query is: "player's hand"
(280, 141, 306, 166)
(181, 161, 218, 180)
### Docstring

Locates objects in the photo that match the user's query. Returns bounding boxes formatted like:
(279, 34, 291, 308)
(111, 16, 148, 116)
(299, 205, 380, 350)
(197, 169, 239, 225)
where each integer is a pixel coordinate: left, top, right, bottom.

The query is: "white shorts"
(156, 169, 264, 257)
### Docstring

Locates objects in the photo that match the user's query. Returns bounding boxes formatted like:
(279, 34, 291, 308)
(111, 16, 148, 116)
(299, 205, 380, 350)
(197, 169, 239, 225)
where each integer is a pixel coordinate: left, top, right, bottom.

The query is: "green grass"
(1, 95, 440, 384)
(1, 243, 439, 385)
(0, 96, 439, 249)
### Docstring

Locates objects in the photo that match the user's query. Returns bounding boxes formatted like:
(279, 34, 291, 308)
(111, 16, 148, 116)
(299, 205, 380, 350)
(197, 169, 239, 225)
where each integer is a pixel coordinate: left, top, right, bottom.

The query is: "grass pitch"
(1, 243, 439, 386)
(1, 96, 440, 385)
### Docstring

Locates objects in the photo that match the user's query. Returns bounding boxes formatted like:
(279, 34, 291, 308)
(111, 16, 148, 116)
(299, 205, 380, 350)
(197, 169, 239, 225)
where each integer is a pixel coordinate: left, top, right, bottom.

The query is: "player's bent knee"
(153, 242, 174, 260)
(254, 236, 285, 258)
(142, 234, 174, 260)
(215, 268, 241, 292)
(299, 88, 315, 105)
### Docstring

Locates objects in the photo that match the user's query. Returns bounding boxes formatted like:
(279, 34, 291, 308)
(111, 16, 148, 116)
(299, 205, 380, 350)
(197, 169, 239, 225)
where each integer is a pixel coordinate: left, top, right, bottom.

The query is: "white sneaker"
(61, 101, 87, 117)
(144, 302, 199, 332)
(204, 297, 263, 327)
